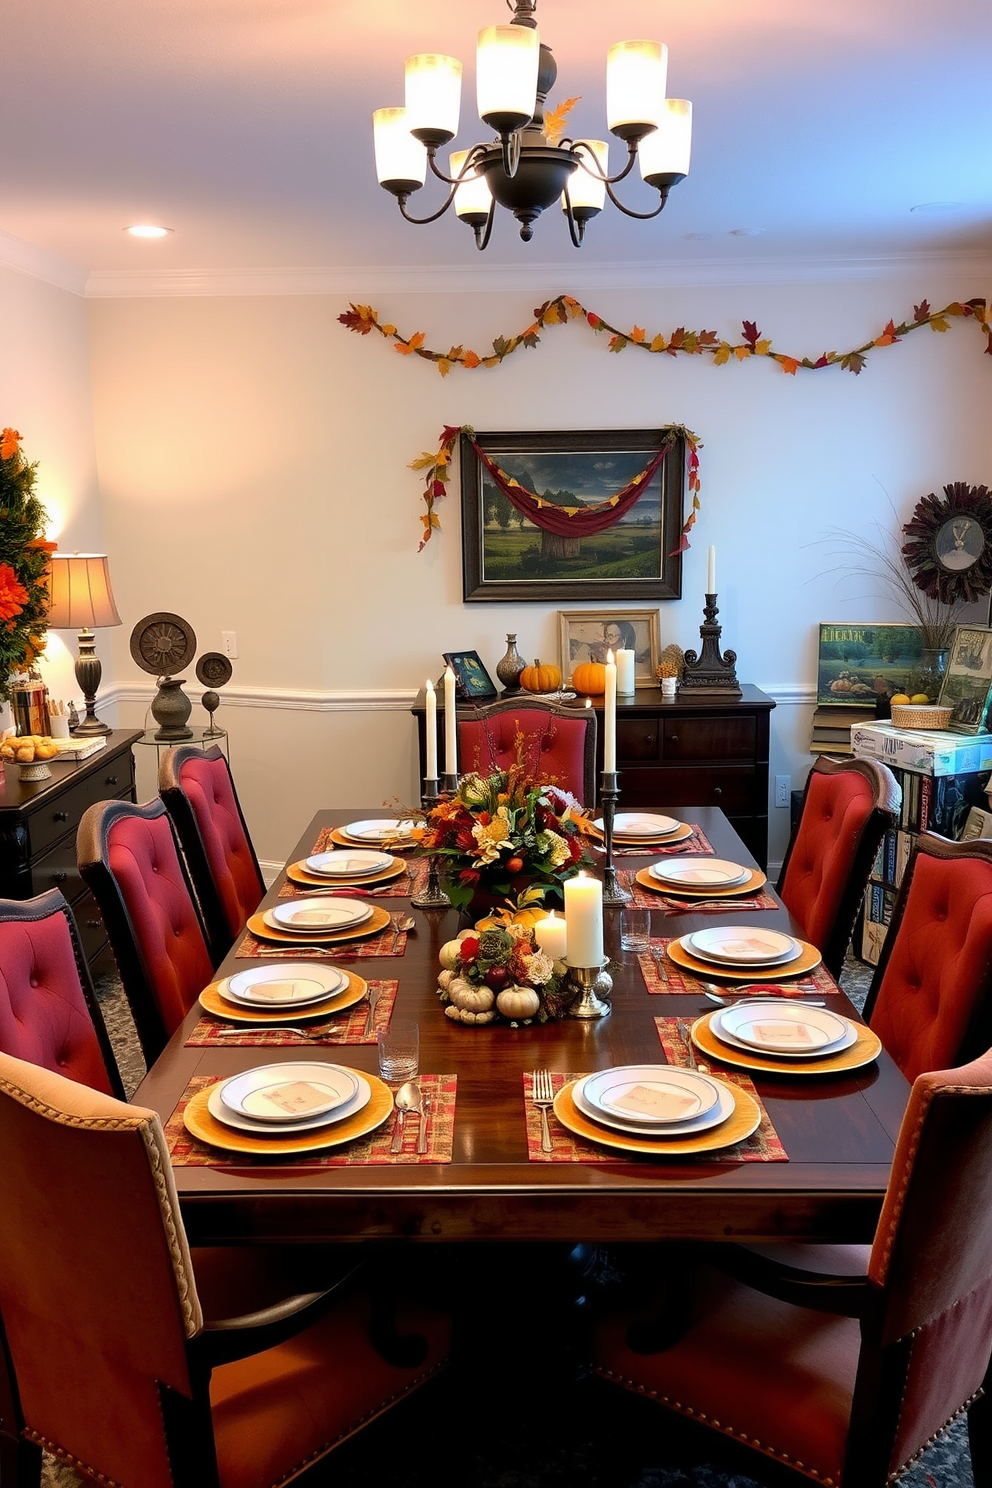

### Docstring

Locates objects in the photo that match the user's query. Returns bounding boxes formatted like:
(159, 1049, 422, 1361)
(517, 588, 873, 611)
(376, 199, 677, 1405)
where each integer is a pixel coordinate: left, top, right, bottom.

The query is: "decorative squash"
(572, 661, 607, 695)
(496, 986, 541, 1021)
(447, 978, 495, 1013)
(520, 658, 562, 693)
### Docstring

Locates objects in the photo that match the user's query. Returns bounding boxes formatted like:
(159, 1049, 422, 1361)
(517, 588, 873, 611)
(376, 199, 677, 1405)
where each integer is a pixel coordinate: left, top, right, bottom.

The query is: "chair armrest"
(195, 1266, 362, 1368)
(701, 1243, 874, 1318)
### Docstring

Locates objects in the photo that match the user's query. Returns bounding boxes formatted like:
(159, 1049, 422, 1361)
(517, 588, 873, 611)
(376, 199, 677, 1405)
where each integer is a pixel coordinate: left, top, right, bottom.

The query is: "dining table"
(134, 805, 910, 1251)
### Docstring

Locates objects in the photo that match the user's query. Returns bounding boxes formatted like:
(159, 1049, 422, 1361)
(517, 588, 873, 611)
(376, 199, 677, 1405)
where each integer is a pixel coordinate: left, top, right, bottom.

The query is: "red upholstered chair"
(777, 755, 900, 977)
(0, 1050, 450, 1488)
(159, 744, 265, 964)
(77, 798, 215, 1065)
(457, 697, 598, 805)
(864, 832, 992, 1082)
(589, 1045, 992, 1488)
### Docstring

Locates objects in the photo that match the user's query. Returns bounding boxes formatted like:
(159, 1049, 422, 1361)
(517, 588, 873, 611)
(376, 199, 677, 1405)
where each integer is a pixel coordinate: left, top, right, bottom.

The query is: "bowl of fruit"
(0, 733, 60, 781)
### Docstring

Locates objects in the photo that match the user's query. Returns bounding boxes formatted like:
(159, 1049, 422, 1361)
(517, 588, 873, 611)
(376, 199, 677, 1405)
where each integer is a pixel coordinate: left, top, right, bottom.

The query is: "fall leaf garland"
(0, 429, 55, 696)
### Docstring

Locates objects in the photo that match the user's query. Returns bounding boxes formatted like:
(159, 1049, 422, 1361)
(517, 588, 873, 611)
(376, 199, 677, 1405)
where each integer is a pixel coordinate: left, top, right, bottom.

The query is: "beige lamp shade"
(46, 554, 122, 631)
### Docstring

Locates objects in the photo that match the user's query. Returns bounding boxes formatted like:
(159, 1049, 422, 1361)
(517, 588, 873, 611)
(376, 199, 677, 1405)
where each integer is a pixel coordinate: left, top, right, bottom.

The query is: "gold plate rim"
(666, 936, 822, 981)
(285, 857, 407, 888)
(586, 820, 694, 847)
(246, 904, 391, 945)
(691, 1011, 882, 1075)
(182, 1071, 394, 1154)
(198, 970, 368, 1024)
(635, 866, 767, 898)
(552, 1077, 760, 1156)
(329, 827, 418, 851)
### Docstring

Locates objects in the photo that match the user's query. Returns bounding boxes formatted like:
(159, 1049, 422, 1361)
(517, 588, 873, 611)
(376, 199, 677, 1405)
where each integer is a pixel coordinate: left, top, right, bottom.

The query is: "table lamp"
(46, 553, 122, 735)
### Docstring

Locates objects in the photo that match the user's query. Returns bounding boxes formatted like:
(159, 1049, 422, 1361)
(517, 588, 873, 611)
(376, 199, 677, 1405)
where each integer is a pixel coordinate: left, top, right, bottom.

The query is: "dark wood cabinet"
(411, 685, 775, 867)
(0, 729, 141, 974)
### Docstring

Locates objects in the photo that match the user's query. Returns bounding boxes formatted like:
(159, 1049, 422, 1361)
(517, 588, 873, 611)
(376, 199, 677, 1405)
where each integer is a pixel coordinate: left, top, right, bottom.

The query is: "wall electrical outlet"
(774, 774, 791, 808)
(221, 630, 238, 659)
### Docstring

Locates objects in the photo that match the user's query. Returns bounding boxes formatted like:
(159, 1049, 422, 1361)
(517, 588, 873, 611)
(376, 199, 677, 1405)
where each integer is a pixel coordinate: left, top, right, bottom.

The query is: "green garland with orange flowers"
(0, 429, 56, 700)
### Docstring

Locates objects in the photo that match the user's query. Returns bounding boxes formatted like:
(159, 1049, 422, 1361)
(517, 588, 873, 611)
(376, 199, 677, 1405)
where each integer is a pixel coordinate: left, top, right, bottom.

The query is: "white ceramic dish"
(343, 818, 416, 842)
(649, 857, 750, 888)
(580, 1064, 722, 1125)
(209, 1072, 372, 1135)
(303, 850, 393, 877)
(219, 1062, 361, 1124)
(712, 1002, 854, 1057)
(593, 812, 679, 837)
(685, 927, 800, 967)
(220, 963, 348, 1009)
(573, 1075, 735, 1137)
(268, 898, 372, 933)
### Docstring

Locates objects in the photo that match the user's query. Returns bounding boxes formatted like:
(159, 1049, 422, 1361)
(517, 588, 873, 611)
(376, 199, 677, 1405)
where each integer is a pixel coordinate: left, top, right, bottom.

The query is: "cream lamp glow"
(45, 553, 122, 736)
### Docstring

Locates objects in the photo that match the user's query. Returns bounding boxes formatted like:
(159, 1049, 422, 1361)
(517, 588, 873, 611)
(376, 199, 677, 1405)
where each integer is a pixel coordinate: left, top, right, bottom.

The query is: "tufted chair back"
(159, 745, 265, 963)
(777, 756, 900, 977)
(864, 833, 992, 1082)
(77, 799, 214, 1065)
(457, 698, 597, 806)
(0, 890, 122, 1098)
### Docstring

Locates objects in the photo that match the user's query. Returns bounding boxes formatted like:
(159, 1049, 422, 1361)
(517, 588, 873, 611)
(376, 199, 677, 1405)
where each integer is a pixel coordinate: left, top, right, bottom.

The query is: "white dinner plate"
(303, 850, 394, 877)
(209, 1072, 372, 1135)
(685, 927, 800, 967)
(573, 1075, 735, 1137)
(220, 963, 348, 1009)
(267, 898, 372, 933)
(343, 818, 416, 842)
(579, 1064, 723, 1125)
(219, 1062, 361, 1124)
(649, 857, 750, 888)
(593, 812, 680, 838)
(712, 1002, 854, 1057)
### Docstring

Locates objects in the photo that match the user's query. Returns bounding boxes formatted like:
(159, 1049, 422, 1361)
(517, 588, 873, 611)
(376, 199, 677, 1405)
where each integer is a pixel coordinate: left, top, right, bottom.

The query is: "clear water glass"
(378, 1020, 419, 1083)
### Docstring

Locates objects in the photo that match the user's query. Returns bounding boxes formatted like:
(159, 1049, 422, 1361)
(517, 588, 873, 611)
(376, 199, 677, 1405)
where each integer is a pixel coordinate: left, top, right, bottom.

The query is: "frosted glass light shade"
(451, 149, 493, 220)
(607, 40, 668, 137)
(638, 98, 692, 182)
(477, 25, 539, 132)
(564, 140, 609, 212)
(405, 53, 462, 142)
(373, 107, 427, 189)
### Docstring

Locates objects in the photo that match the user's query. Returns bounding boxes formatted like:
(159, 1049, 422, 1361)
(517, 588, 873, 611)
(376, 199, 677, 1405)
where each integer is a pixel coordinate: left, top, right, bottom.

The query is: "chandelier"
(372, 0, 692, 250)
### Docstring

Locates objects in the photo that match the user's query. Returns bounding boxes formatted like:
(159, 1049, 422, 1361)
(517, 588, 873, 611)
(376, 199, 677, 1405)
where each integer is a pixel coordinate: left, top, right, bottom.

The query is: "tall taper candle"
(564, 871, 604, 967)
(425, 678, 437, 780)
(616, 648, 635, 696)
(604, 649, 617, 772)
(443, 666, 458, 777)
(707, 544, 716, 594)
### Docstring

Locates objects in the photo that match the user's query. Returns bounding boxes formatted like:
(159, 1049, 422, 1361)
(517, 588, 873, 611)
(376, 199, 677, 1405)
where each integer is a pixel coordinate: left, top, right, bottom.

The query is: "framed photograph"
(816, 622, 923, 707)
(460, 428, 685, 603)
(442, 650, 498, 701)
(938, 626, 992, 734)
(558, 609, 661, 688)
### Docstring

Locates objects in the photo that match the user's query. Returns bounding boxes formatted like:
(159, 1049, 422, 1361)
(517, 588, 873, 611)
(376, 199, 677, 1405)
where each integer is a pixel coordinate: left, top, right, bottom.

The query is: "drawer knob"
(105, 775, 119, 787)
(86, 920, 101, 930)
(53, 811, 69, 823)
(51, 871, 67, 884)
(713, 787, 723, 798)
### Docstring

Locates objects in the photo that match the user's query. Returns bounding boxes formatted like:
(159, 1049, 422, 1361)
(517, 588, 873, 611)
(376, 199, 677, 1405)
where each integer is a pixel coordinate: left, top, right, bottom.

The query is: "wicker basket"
(889, 703, 953, 730)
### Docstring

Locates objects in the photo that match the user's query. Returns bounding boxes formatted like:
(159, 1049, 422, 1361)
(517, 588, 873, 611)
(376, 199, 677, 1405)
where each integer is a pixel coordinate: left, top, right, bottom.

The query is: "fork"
(254, 946, 339, 958)
(678, 1019, 708, 1073)
(531, 1069, 555, 1153)
(215, 1023, 342, 1041)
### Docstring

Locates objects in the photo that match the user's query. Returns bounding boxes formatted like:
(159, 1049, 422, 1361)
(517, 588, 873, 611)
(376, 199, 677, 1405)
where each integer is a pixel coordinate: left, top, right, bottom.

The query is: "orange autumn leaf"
(778, 356, 801, 375)
(630, 326, 646, 343)
(462, 349, 481, 369)
(396, 331, 426, 355)
(543, 96, 580, 146)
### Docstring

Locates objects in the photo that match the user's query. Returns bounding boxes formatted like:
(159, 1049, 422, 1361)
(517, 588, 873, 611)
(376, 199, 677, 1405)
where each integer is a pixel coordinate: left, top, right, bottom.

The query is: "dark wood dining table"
(135, 806, 910, 1251)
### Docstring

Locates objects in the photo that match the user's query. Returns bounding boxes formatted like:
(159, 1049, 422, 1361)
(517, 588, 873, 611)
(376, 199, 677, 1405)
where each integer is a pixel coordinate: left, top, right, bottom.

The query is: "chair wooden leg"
(967, 1374, 992, 1485)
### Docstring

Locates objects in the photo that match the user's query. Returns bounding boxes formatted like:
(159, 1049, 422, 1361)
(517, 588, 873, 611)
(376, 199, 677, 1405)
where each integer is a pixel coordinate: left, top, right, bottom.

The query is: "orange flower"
(0, 427, 21, 461)
(0, 564, 28, 622)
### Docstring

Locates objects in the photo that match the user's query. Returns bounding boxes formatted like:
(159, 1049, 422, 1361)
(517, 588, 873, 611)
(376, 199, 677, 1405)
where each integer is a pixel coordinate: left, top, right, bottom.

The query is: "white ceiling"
(2, 0, 991, 288)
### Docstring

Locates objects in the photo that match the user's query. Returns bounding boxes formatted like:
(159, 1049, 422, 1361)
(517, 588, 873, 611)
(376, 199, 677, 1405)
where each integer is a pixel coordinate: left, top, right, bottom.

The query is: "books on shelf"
(809, 704, 874, 756)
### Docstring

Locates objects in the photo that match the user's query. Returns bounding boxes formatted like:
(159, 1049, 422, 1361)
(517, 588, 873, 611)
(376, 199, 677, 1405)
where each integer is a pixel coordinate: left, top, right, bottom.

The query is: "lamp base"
(72, 634, 112, 736)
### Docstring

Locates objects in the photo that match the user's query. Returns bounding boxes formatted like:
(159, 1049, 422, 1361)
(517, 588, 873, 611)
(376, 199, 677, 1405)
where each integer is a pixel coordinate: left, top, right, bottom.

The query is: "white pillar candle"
(534, 908, 568, 961)
(616, 648, 635, 696)
(443, 666, 458, 777)
(564, 871, 604, 967)
(425, 678, 437, 780)
(707, 544, 716, 594)
(603, 650, 617, 773)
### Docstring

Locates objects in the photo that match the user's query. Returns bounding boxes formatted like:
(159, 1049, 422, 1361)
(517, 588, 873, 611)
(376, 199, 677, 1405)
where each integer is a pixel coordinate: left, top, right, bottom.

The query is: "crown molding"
(0, 228, 88, 297)
(84, 251, 992, 300)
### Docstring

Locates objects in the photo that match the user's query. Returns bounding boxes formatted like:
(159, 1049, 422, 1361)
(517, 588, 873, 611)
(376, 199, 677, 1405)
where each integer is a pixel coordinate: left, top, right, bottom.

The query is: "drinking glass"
(378, 1020, 419, 1083)
(620, 906, 652, 952)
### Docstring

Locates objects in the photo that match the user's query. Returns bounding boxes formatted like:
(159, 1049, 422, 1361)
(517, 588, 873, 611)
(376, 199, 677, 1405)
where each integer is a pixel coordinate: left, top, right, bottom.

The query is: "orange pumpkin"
(520, 658, 562, 693)
(572, 661, 607, 695)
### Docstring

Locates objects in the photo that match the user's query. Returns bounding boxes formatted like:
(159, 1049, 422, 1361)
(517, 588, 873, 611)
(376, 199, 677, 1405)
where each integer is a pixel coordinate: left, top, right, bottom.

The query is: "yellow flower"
(537, 829, 569, 867)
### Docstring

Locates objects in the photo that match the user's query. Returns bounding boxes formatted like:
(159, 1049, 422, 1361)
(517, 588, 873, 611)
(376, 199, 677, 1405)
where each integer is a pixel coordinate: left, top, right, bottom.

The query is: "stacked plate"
(340, 818, 416, 844)
(304, 850, 394, 878)
(591, 812, 691, 845)
(207, 1062, 372, 1137)
(681, 926, 801, 968)
(262, 898, 373, 935)
(218, 963, 349, 1010)
(649, 857, 750, 889)
(706, 1001, 857, 1060)
(572, 1064, 736, 1138)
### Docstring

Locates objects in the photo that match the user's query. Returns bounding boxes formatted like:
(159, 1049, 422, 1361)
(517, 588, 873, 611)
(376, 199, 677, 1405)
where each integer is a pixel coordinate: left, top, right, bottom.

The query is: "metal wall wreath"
(902, 482, 992, 605)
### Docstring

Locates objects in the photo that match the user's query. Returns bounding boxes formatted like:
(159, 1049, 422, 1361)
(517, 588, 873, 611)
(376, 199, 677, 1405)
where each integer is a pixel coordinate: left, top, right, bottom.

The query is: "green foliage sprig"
(0, 428, 55, 700)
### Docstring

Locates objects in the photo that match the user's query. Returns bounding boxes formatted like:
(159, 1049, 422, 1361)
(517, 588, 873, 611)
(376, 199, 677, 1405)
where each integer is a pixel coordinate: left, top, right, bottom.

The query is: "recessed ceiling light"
(909, 202, 964, 215)
(728, 227, 767, 237)
(125, 224, 173, 238)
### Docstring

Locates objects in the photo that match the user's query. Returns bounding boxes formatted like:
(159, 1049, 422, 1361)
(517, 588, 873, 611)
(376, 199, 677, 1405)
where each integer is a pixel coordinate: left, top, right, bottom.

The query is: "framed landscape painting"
(460, 428, 685, 603)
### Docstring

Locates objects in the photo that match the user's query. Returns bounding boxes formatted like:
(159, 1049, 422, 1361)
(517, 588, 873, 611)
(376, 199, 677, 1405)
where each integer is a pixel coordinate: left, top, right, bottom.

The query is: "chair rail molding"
(106, 680, 418, 713)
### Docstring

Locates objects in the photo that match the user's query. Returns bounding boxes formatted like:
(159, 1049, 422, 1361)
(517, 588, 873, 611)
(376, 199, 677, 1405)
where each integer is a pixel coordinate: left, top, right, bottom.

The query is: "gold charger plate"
(635, 866, 767, 898)
(691, 1011, 882, 1075)
(587, 820, 694, 848)
(330, 827, 418, 852)
(666, 935, 822, 981)
(183, 1072, 394, 1155)
(552, 1077, 760, 1156)
(285, 857, 407, 889)
(198, 970, 368, 1024)
(246, 904, 391, 945)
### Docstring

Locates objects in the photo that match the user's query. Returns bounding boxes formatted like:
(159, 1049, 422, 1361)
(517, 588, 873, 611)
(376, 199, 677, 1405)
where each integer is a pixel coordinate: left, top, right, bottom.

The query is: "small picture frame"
(442, 650, 498, 701)
(937, 625, 992, 734)
(557, 609, 661, 688)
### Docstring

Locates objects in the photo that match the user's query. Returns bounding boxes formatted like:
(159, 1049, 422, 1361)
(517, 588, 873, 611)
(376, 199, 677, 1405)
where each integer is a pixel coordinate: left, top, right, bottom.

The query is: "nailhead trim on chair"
(24, 1431, 123, 1488)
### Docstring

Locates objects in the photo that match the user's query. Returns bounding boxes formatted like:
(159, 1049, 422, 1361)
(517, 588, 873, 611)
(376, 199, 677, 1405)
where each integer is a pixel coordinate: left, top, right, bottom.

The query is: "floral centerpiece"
(415, 762, 590, 914)
(0, 428, 56, 699)
(437, 917, 573, 1026)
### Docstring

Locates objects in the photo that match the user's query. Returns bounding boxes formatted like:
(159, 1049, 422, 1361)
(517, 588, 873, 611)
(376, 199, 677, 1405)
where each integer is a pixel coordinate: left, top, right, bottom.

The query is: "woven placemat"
(623, 875, 778, 914)
(165, 1071, 456, 1167)
(637, 939, 839, 995)
(185, 980, 397, 1047)
(585, 826, 715, 859)
(235, 921, 407, 959)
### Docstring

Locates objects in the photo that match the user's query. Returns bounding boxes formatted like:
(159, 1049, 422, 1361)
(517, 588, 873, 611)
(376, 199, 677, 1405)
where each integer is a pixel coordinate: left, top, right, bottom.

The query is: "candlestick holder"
(679, 593, 742, 695)
(441, 772, 459, 795)
(565, 961, 613, 1019)
(412, 778, 451, 909)
(599, 771, 631, 905)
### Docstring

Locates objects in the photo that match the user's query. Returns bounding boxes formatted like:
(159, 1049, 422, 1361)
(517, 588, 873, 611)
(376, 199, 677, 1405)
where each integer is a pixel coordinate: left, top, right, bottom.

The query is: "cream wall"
(82, 269, 992, 870)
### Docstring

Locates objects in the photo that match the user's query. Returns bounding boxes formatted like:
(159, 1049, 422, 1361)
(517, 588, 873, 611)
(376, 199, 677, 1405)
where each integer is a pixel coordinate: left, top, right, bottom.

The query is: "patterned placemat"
(585, 826, 715, 859)
(185, 980, 397, 1046)
(235, 921, 408, 959)
(637, 939, 839, 995)
(278, 853, 429, 900)
(622, 873, 778, 913)
(165, 1072, 456, 1166)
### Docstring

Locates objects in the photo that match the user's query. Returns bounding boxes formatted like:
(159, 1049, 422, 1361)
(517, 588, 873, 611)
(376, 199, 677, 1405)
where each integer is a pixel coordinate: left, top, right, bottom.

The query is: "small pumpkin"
(438, 938, 464, 971)
(572, 661, 607, 695)
(447, 978, 495, 1013)
(520, 657, 562, 694)
(496, 986, 541, 1021)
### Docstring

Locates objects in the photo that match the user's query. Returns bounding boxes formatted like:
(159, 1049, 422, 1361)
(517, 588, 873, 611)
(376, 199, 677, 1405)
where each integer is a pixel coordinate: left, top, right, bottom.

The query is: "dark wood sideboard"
(411, 686, 775, 867)
(0, 729, 141, 975)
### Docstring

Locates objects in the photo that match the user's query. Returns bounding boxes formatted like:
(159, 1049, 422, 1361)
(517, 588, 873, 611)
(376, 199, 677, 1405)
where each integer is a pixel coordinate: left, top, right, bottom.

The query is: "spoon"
(391, 1080, 421, 1152)
(389, 912, 416, 952)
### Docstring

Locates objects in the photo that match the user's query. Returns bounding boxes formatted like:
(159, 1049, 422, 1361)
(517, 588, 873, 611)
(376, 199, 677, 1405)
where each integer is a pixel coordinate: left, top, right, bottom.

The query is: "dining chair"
(159, 744, 266, 965)
(777, 754, 900, 977)
(0, 1048, 451, 1488)
(77, 797, 216, 1065)
(457, 696, 598, 805)
(588, 1043, 992, 1488)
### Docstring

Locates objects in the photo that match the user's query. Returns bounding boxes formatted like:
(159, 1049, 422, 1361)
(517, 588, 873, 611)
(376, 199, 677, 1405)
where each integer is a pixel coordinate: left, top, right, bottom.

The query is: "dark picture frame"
(460, 428, 685, 603)
(442, 650, 498, 701)
(938, 625, 992, 734)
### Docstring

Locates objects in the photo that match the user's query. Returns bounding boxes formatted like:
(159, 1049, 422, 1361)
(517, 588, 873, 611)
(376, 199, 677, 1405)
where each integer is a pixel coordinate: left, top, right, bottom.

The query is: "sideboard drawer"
(620, 766, 759, 813)
(32, 836, 88, 905)
(617, 719, 660, 761)
(27, 766, 131, 857)
(662, 716, 756, 762)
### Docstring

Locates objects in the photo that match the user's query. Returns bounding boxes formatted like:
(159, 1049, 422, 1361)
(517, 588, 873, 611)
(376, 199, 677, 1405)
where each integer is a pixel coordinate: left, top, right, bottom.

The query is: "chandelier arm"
(561, 188, 586, 249)
(604, 180, 671, 219)
(473, 199, 497, 251)
(500, 127, 523, 179)
(565, 137, 639, 188)
(397, 188, 460, 226)
(426, 143, 488, 187)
